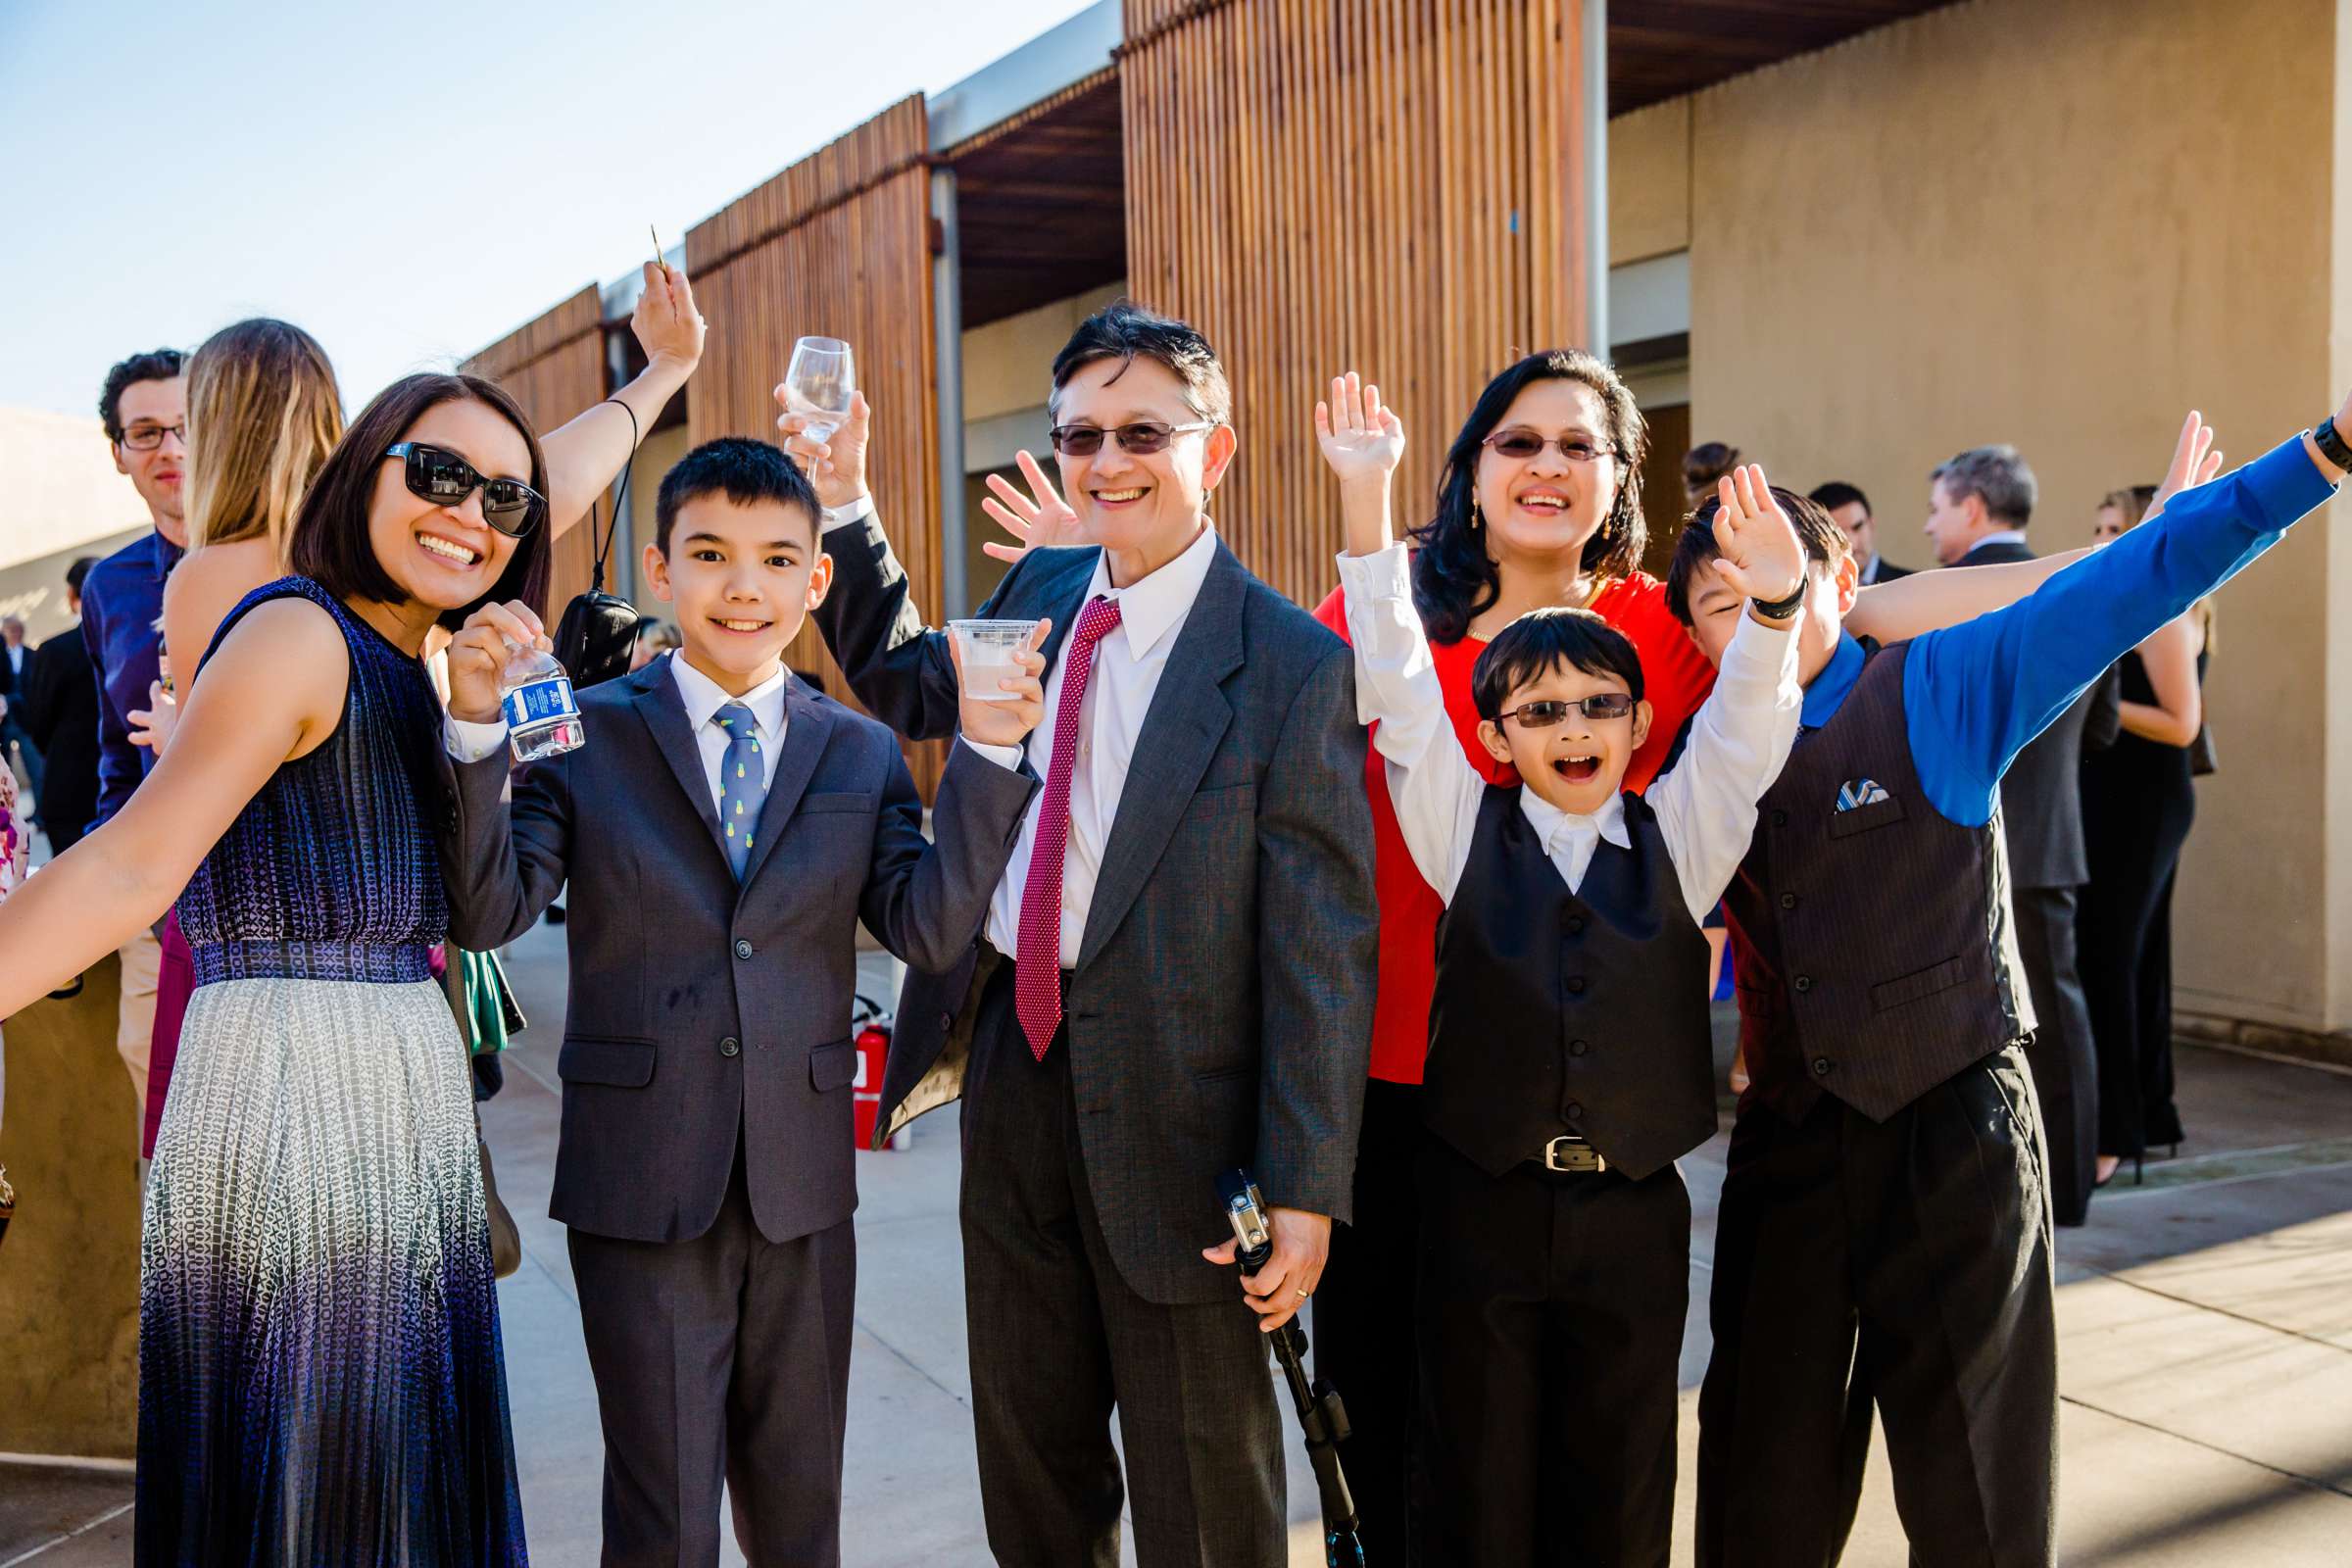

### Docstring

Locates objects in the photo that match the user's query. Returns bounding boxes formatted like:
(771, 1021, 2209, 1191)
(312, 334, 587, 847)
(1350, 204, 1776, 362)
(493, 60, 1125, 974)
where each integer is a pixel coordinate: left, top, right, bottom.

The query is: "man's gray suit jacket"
(811, 512, 1380, 1306)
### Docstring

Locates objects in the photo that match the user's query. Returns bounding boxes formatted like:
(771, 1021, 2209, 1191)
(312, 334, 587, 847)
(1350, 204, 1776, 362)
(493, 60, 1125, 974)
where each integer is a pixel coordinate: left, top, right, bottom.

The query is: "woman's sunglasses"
(1482, 429, 1619, 464)
(385, 443, 547, 538)
(1495, 693, 1637, 728)
(1047, 420, 1213, 457)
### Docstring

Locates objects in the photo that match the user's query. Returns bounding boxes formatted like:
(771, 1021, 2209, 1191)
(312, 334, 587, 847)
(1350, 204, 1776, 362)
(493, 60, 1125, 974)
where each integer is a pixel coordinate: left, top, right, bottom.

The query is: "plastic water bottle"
(500, 644, 584, 763)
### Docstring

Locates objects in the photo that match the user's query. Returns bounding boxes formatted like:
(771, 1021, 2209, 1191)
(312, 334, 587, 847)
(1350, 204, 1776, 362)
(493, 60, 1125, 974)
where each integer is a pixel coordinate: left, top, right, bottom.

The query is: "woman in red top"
(1304, 354, 2066, 1561)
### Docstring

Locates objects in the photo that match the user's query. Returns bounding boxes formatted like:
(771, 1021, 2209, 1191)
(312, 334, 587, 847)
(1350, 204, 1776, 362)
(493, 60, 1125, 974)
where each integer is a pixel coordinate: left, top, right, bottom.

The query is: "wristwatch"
(1750, 582, 1807, 620)
(2314, 416, 2352, 474)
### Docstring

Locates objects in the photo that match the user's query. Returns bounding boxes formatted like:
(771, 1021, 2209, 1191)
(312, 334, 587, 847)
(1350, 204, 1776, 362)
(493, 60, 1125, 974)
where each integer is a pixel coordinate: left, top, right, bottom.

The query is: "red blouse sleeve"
(1595, 571, 1720, 794)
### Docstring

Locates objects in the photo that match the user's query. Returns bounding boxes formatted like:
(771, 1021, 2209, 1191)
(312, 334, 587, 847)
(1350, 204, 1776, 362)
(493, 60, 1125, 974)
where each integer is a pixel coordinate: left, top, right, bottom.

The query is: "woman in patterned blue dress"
(0, 371, 553, 1565)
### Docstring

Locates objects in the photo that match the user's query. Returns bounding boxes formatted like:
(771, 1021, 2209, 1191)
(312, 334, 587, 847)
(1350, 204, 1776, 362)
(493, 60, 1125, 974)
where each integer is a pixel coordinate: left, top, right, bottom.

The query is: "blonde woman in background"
(2080, 482, 2212, 1189)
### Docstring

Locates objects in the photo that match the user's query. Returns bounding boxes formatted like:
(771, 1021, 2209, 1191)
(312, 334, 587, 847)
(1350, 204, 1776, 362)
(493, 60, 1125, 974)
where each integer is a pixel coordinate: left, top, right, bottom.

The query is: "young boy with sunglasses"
(433, 437, 1048, 1567)
(1666, 404, 2347, 1568)
(1316, 378, 1808, 1565)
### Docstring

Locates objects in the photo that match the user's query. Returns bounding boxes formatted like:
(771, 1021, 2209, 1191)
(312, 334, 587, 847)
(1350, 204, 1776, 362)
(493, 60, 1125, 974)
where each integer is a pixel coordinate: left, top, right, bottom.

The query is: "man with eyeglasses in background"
(77, 347, 187, 1144)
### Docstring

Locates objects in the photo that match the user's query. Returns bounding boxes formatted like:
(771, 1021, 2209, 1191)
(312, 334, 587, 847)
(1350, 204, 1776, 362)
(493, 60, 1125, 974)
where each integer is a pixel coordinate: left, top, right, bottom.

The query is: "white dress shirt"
(981, 521, 1223, 966)
(1337, 544, 1803, 924)
(445, 652, 791, 815)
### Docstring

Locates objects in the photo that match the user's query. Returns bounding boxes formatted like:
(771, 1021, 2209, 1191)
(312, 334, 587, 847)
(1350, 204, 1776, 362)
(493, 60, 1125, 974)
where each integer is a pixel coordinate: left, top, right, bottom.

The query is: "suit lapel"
(1075, 545, 1245, 971)
(740, 677, 834, 888)
(632, 657, 731, 870)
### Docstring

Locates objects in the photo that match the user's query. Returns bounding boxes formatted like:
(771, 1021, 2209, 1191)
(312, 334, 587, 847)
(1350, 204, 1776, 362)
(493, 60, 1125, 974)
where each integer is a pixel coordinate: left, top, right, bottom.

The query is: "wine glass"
(783, 336, 856, 443)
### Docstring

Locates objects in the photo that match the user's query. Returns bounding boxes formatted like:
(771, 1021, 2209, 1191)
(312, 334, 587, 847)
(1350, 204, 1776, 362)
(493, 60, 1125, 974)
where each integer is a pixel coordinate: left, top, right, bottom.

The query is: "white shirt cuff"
(820, 494, 875, 534)
(445, 712, 510, 764)
(959, 736, 1024, 773)
(1335, 541, 1412, 606)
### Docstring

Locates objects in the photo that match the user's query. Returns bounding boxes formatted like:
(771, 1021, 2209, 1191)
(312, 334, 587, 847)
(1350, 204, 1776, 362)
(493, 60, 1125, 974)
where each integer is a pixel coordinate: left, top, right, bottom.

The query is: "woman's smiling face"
(1472, 377, 1623, 567)
(365, 397, 529, 613)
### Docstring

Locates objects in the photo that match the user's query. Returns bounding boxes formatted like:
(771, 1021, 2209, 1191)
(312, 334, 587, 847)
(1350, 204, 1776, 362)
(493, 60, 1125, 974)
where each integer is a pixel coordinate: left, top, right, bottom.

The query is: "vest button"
(1780, 892, 1798, 910)
(1566, 975, 1587, 995)
(1772, 808, 1788, 827)
(734, 939, 754, 960)
(1793, 975, 1813, 994)
(720, 1037, 741, 1058)
(1565, 1102, 1585, 1121)
(1566, 914, 1587, 935)
(940, 1011, 956, 1031)
(1569, 1039, 1590, 1057)
(1812, 1056, 1833, 1076)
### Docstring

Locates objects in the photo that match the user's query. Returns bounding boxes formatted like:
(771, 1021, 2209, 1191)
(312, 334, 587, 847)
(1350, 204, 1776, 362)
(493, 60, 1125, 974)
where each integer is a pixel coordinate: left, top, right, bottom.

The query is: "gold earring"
(1470, 498, 1485, 531)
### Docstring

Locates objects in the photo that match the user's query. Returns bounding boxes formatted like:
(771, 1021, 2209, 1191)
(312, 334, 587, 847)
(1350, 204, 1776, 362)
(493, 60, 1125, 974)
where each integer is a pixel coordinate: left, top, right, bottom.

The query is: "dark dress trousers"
(1705, 642, 2056, 1568)
(811, 513, 1379, 1567)
(1953, 537, 2119, 1226)
(20, 626, 101, 852)
(439, 656, 1035, 1568)
(1418, 787, 1713, 1567)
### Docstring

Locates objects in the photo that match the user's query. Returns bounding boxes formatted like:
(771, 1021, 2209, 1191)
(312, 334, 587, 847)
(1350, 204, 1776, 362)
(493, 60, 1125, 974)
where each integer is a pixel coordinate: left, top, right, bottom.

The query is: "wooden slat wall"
(462, 285, 610, 613)
(686, 95, 946, 793)
(1121, 0, 1590, 606)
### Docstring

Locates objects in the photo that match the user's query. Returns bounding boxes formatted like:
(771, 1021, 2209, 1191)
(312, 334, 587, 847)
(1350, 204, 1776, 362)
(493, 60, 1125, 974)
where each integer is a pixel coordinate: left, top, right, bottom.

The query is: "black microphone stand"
(1219, 1170, 1365, 1567)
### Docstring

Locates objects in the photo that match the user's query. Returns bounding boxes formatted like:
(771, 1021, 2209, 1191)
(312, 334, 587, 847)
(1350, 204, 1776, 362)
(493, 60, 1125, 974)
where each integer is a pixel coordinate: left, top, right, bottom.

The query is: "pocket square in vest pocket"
(1827, 782, 1904, 839)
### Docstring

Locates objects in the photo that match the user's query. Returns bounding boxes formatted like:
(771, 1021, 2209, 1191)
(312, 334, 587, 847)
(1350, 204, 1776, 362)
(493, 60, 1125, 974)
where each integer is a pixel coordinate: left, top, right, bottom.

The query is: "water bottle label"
(503, 676, 578, 729)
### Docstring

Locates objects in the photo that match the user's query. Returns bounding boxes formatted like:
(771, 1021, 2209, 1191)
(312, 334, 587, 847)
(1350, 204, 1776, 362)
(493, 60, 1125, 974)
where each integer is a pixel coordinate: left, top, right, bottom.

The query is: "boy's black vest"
(1425, 785, 1716, 1181)
(1721, 640, 2033, 1124)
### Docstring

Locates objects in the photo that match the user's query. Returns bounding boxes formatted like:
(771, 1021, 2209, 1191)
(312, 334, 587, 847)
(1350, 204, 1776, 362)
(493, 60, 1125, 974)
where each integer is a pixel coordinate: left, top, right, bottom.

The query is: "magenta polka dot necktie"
(1015, 594, 1123, 1060)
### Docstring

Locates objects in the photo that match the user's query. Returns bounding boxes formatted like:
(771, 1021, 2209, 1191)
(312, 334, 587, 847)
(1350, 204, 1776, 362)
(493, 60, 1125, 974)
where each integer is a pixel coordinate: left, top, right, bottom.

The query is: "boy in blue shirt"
(1666, 402, 2347, 1567)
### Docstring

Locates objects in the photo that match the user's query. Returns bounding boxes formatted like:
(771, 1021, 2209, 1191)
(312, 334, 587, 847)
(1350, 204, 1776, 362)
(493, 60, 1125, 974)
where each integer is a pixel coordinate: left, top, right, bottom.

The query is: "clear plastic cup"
(949, 618, 1041, 703)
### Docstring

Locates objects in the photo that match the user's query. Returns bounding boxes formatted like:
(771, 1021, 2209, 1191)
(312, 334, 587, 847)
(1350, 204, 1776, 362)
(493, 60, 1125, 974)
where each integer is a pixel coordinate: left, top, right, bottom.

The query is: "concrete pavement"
(8, 913, 2351, 1565)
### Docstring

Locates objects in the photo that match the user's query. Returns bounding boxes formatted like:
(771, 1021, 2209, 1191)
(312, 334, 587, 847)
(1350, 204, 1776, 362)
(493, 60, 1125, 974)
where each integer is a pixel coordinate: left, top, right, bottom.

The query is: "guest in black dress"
(2080, 485, 2208, 1185)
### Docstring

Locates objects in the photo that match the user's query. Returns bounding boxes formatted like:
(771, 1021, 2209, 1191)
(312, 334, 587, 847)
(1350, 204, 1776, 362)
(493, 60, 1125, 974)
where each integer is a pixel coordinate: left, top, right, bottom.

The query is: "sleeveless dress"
(139, 576, 526, 1566)
(2078, 648, 2200, 1158)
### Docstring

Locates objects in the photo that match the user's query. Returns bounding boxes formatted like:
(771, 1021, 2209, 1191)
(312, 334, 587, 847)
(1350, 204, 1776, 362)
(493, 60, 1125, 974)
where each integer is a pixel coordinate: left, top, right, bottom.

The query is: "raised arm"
(1906, 405, 2343, 824)
(540, 262, 705, 542)
(1847, 411, 2230, 644)
(1319, 373, 1483, 900)
(0, 597, 348, 1016)
(1646, 466, 1806, 918)
(777, 392, 966, 740)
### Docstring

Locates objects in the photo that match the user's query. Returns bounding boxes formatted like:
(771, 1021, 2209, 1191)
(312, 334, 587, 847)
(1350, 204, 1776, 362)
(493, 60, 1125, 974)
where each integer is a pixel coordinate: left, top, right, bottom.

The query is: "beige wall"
(1609, 98, 1691, 266)
(1683, 0, 2347, 1031)
(961, 281, 1129, 424)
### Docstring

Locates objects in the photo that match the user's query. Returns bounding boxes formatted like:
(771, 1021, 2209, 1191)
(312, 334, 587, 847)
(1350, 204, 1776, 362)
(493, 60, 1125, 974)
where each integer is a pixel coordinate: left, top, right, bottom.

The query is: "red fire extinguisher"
(851, 993, 906, 1152)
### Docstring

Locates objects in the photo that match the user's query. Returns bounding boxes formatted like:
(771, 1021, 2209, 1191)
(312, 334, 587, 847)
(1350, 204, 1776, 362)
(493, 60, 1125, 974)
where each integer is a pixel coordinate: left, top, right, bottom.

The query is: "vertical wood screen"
(462, 285, 610, 614)
(1120, 0, 1592, 604)
(685, 94, 945, 791)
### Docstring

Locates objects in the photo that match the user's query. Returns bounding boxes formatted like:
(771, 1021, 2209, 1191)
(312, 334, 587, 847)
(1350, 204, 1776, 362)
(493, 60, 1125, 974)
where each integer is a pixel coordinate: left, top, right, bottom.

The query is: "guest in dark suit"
(19, 560, 103, 854)
(1809, 481, 1911, 583)
(437, 439, 1043, 1568)
(782, 303, 1379, 1567)
(0, 615, 41, 808)
(1925, 444, 2121, 1227)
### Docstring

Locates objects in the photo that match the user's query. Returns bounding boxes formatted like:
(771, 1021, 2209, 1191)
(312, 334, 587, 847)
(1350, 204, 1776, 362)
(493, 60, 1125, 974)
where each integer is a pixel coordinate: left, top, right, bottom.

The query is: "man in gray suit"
(1927, 445, 2121, 1225)
(437, 439, 1043, 1567)
(783, 303, 1379, 1566)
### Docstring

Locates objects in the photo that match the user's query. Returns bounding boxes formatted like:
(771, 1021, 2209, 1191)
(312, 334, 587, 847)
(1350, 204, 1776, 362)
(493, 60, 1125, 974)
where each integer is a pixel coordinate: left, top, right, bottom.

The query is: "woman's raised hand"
(1709, 465, 1807, 613)
(631, 261, 706, 376)
(1315, 371, 1405, 489)
(980, 450, 1087, 565)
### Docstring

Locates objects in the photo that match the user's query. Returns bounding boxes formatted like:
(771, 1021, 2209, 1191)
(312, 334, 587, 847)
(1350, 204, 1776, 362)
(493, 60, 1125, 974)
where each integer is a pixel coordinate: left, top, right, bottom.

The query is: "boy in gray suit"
(437, 439, 1046, 1568)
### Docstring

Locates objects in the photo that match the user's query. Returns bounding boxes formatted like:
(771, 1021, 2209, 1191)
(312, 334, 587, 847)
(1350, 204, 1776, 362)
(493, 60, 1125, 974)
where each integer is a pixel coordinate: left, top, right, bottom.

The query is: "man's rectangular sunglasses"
(385, 443, 547, 537)
(1047, 419, 1213, 457)
(1495, 694, 1637, 728)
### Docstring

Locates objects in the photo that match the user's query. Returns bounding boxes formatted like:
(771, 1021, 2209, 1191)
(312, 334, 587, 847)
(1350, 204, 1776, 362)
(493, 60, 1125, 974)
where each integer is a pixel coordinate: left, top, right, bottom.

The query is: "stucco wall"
(1684, 0, 2347, 1030)
(1609, 98, 1691, 267)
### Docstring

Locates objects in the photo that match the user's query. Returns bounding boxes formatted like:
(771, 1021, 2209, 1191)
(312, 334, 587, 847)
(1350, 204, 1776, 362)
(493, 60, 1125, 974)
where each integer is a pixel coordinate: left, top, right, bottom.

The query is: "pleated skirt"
(138, 977, 527, 1567)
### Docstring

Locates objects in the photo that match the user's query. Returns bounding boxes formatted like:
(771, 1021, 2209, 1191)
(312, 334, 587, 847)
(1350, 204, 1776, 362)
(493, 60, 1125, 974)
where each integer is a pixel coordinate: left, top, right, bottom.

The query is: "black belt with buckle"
(1531, 1135, 1607, 1174)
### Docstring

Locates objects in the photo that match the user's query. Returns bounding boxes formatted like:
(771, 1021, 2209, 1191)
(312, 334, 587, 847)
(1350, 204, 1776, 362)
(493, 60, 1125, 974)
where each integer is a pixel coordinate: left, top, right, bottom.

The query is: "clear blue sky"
(0, 0, 1100, 422)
